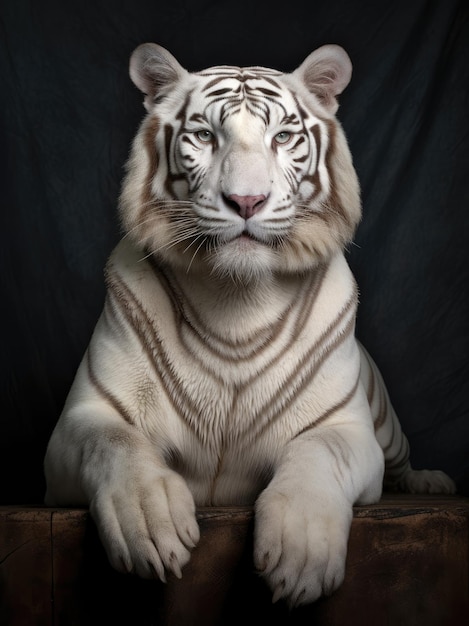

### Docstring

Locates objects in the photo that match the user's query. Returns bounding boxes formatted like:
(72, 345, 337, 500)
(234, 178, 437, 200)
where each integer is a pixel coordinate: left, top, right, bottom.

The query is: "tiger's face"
(120, 44, 361, 281)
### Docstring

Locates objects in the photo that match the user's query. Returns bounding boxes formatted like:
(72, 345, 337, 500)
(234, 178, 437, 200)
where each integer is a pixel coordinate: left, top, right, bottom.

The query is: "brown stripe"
(291, 371, 361, 442)
(362, 349, 389, 432)
(381, 413, 395, 454)
(373, 380, 388, 431)
(137, 115, 160, 227)
(363, 350, 376, 406)
(202, 76, 227, 91)
(293, 263, 328, 336)
(147, 254, 327, 362)
(105, 267, 210, 444)
(384, 434, 409, 470)
(233, 264, 331, 379)
(324, 119, 354, 237)
(163, 123, 177, 196)
(311, 124, 322, 175)
(86, 343, 134, 425)
(246, 293, 357, 441)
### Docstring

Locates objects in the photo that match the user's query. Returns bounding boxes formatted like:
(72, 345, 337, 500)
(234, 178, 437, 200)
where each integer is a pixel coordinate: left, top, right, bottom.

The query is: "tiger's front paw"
(253, 488, 352, 607)
(90, 466, 200, 581)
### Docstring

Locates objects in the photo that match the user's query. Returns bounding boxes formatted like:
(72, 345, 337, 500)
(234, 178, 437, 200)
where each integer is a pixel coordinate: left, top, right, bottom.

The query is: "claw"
(290, 587, 306, 609)
(186, 525, 200, 548)
(118, 555, 132, 574)
(148, 561, 166, 583)
(169, 553, 182, 579)
(184, 536, 197, 550)
(272, 580, 285, 604)
(255, 551, 269, 573)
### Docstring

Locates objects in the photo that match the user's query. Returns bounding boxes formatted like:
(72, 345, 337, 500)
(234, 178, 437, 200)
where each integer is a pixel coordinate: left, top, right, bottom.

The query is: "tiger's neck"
(150, 255, 321, 344)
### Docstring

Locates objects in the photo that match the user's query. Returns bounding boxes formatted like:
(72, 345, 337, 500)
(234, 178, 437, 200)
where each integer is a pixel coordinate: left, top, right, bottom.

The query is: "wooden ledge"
(1, 495, 468, 625)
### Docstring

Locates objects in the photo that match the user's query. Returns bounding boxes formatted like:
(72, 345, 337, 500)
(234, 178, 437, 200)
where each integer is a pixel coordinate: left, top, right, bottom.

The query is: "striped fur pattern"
(44, 43, 455, 607)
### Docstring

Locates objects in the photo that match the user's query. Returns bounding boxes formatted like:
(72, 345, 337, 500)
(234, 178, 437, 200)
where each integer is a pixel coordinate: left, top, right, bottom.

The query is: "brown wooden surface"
(1, 495, 468, 625)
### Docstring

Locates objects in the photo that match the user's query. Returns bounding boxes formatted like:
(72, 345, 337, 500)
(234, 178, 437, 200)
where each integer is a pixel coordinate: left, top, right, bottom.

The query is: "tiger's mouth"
(200, 226, 283, 252)
(206, 231, 264, 249)
(230, 230, 282, 249)
(239, 231, 261, 242)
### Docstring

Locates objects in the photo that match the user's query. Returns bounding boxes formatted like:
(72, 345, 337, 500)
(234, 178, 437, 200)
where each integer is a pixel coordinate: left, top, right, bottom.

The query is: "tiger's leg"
(358, 342, 456, 494)
(253, 414, 384, 608)
(44, 369, 200, 580)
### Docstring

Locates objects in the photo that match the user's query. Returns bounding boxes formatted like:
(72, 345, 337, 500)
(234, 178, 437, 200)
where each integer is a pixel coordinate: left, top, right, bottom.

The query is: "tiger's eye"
(195, 130, 213, 143)
(274, 131, 292, 144)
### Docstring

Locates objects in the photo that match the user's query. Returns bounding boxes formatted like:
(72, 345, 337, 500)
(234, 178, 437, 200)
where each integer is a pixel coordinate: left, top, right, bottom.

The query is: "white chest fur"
(89, 239, 361, 503)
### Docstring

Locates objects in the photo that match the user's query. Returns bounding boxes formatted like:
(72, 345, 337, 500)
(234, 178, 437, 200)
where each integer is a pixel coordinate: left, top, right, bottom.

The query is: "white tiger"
(44, 43, 455, 607)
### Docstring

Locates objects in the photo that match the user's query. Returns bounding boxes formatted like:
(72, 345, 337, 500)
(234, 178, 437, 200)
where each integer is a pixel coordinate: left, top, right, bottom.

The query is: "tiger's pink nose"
(225, 194, 267, 219)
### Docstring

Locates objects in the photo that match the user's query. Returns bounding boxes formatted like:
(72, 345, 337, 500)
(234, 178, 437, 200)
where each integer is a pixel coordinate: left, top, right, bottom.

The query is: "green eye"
(195, 129, 213, 143)
(274, 131, 292, 145)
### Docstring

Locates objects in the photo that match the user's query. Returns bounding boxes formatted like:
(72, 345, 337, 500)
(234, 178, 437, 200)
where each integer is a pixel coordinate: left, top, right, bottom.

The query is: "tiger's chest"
(103, 239, 359, 503)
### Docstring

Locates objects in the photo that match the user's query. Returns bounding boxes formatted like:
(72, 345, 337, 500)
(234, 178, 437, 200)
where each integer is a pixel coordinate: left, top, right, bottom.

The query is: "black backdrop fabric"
(1, 0, 468, 503)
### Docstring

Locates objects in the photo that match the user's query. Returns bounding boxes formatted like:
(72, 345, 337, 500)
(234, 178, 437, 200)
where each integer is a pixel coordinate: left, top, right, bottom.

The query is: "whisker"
(123, 203, 194, 235)
(295, 201, 345, 221)
(138, 249, 157, 263)
(162, 229, 201, 252)
(183, 233, 205, 255)
(137, 226, 201, 263)
(124, 218, 196, 243)
(138, 194, 193, 208)
(186, 236, 208, 273)
(125, 213, 196, 239)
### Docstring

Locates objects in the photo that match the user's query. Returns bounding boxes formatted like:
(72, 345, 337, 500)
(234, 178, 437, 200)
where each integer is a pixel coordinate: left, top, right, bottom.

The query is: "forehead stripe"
(189, 113, 206, 123)
(175, 92, 191, 122)
(207, 87, 235, 97)
(256, 87, 281, 98)
(202, 76, 232, 90)
(281, 113, 301, 125)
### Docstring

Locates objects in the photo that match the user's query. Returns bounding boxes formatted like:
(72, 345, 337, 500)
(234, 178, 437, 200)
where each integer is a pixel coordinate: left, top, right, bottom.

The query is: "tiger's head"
(120, 43, 360, 281)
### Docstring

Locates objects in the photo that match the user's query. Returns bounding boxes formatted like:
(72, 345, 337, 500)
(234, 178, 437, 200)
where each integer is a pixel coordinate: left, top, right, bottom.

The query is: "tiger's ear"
(129, 43, 186, 109)
(293, 45, 352, 114)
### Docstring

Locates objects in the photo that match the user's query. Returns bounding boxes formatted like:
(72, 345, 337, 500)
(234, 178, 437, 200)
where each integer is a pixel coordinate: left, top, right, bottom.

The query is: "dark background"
(1, 0, 468, 504)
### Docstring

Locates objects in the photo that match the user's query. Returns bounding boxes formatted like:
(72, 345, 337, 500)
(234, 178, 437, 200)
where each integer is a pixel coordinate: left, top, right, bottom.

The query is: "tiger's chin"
(208, 236, 278, 284)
